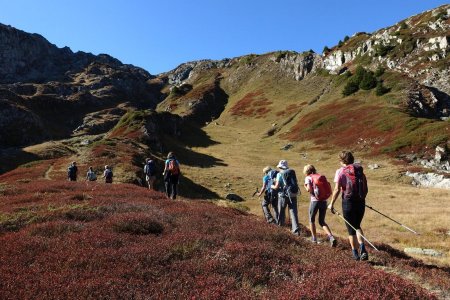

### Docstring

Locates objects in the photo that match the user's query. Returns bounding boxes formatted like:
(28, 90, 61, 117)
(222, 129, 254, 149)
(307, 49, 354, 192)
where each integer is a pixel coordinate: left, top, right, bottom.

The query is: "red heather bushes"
(0, 178, 446, 299)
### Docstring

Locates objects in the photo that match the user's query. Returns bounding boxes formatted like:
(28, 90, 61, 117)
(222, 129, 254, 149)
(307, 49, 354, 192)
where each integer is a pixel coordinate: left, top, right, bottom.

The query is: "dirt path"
(44, 164, 54, 180)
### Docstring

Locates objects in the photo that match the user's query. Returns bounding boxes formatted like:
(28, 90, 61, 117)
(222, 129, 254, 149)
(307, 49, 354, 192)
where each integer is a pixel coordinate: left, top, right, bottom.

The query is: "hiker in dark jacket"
(86, 166, 97, 181)
(328, 151, 368, 261)
(144, 158, 156, 190)
(67, 161, 78, 181)
(163, 152, 180, 200)
(271, 160, 300, 235)
(256, 166, 279, 224)
(103, 165, 113, 184)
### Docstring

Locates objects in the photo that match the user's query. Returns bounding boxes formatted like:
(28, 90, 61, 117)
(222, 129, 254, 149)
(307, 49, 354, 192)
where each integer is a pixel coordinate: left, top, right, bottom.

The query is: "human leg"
(261, 193, 275, 223)
(277, 194, 286, 226)
(287, 196, 300, 234)
(271, 193, 279, 224)
(309, 201, 319, 241)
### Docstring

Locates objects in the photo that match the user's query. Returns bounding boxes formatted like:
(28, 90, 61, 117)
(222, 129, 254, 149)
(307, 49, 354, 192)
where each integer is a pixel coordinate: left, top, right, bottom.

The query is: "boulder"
(404, 247, 444, 257)
(435, 145, 447, 162)
(225, 193, 244, 202)
(368, 164, 380, 170)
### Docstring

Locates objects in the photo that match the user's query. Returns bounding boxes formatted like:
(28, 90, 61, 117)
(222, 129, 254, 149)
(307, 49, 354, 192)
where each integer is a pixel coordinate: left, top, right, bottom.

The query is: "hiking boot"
(311, 237, 317, 244)
(360, 251, 369, 261)
(352, 249, 360, 261)
(329, 236, 337, 247)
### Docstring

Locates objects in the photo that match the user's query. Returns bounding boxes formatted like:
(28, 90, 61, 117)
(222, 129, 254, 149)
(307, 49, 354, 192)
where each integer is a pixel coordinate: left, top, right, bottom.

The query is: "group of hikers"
(67, 150, 369, 260)
(67, 162, 113, 183)
(67, 152, 181, 200)
(257, 150, 369, 261)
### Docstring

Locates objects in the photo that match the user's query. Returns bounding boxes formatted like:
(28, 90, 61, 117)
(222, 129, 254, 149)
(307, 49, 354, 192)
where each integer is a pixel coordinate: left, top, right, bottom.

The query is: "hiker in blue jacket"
(256, 166, 279, 224)
(163, 152, 180, 200)
(271, 160, 300, 235)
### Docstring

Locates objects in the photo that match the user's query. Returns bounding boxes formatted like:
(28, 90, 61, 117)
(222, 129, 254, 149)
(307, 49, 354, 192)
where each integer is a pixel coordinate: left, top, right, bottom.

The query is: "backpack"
(281, 169, 299, 197)
(341, 164, 368, 201)
(87, 171, 97, 181)
(168, 159, 180, 176)
(309, 173, 332, 201)
(105, 169, 113, 182)
(68, 165, 77, 178)
(144, 160, 155, 176)
(266, 170, 278, 192)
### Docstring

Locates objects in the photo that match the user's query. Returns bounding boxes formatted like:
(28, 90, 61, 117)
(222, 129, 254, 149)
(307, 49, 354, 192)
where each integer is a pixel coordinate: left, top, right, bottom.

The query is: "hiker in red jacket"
(328, 151, 369, 261)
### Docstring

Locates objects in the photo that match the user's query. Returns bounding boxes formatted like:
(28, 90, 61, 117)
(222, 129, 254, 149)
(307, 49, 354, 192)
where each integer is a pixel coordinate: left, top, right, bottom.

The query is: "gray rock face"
(275, 52, 322, 81)
(406, 171, 450, 189)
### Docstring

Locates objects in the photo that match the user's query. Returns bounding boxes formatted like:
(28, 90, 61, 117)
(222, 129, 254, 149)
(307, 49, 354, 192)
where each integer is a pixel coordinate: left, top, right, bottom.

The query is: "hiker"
(103, 165, 113, 184)
(303, 164, 336, 246)
(163, 152, 180, 200)
(328, 151, 369, 261)
(67, 161, 78, 181)
(144, 158, 156, 190)
(271, 160, 300, 235)
(86, 166, 97, 181)
(256, 166, 279, 224)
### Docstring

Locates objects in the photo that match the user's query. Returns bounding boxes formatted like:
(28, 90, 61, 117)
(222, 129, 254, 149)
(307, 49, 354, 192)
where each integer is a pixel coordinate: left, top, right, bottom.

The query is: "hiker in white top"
(271, 160, 300, 236)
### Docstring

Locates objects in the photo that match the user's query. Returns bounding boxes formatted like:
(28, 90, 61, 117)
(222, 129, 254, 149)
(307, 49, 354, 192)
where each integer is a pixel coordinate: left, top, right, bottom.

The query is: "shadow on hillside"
(0, 148, 41, 175)
(178, 175, 220, 199)
(179, 121, 220, 148)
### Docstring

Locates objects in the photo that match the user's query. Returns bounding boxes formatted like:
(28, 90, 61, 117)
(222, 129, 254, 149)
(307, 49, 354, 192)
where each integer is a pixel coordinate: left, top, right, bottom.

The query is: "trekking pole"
(252, 187, 258, 197)
(365, 204, 419, 235)
(332, 209, 379, 251)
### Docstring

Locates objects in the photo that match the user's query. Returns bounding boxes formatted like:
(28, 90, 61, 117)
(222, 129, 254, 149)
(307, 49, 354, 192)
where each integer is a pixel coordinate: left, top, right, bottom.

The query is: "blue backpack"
(266, 170, 278, 192)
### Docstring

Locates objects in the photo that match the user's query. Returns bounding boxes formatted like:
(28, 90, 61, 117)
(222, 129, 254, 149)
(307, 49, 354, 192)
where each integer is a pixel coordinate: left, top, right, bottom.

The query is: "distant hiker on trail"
(86, 166, 97, 181)
(271, 160, 300, 235)
(256, 166, 279, 224)
(163, 152, 180, 200)
(103, 165, 113, 184)
(303, 164, 336, 247)
(144, 158, 156, 190)
(328, 151, 369, 261)
(67, 161, 78, 181)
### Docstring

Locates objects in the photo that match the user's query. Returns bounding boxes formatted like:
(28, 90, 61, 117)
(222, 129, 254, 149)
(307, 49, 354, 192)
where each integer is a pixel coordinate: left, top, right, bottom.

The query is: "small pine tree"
(344, 35, 350, 42)
(342, 80, 359, 96)
(375, 81, 390, 96)
(359, 71, 377, 90)
(399, 22, 408, 30)
(353, 66, 366, 84)
(338, 40, 344, 47)
(323, 46, 330, 53)
(374, 67, 385, 77)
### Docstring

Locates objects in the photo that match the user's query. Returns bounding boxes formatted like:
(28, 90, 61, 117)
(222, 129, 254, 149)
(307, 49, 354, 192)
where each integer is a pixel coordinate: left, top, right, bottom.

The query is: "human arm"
(304, 176, 312, 193)
(271, 174, 280, 190)
(256, 181, 267, 197)
(328, 183, 341, 213)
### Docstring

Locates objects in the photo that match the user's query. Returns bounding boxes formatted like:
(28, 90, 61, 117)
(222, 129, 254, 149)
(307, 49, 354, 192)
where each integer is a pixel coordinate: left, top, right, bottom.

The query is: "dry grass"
(184, 121, 450, 267)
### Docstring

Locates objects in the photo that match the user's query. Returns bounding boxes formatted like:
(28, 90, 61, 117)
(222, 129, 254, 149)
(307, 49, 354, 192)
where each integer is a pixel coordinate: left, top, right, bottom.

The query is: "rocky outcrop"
(164, 59, 233, 86)
(0, 23, 160, 148)
(275, 52, 322, 80)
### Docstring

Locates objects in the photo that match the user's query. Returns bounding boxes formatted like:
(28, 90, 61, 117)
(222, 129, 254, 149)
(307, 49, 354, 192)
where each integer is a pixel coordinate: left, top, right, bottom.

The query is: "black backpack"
(68, 165, 77, 178)
(105, 169, 113, 180)
(144, 160, 155, 176)
(282, 169, 299, 197)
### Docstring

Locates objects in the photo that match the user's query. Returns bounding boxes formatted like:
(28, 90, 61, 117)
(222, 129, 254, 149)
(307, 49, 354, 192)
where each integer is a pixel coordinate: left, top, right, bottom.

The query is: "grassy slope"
(0, 165, 448, 298)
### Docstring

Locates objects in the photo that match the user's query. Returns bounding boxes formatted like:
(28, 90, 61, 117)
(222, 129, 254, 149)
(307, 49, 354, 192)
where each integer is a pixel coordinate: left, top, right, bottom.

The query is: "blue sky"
(1, 1, 448, 74)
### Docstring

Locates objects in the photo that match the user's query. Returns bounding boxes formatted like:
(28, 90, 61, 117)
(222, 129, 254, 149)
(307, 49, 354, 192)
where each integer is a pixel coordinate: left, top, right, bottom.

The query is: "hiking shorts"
(342, 199, 365, 235)
(309, 200, 327, 226)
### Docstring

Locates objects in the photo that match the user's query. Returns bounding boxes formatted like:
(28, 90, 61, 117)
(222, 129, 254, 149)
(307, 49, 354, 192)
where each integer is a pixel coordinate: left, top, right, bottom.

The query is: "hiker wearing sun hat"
(271, 160, 300, 235)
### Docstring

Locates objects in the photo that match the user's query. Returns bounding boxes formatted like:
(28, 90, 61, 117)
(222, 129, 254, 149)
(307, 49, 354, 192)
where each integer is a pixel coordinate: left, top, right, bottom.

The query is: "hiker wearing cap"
(67, 161, 78, 181)
(303, 164, 336, 246)
(271, 160, 300, 235)
(328, 151, 369, 261)
(163, 152, 180, 200)
(256, 166, 279, 224)
(144, 158, 156, 190)
(103, 165, 113, 184)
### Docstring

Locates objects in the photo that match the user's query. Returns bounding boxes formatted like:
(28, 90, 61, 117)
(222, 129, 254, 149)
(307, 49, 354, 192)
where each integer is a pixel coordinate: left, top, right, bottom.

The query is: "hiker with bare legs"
(303, 164, 336, 246)
(67, 161, 78, 181)
(163, 152, 180, 200)
(144, 158, 156, 190)
(256, 166, 279, 224)
(271, 160, 300, 235)
(328, 151, 369, 260)
(103, 165, 113, 184)
(86, 166, 97, 181)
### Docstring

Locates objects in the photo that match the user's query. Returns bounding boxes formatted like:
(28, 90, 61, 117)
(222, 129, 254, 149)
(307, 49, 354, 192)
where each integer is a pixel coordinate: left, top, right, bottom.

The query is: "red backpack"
(341, 164, 368, 201)
(168, 159, 180, 175)
(309, 173, 332, 201)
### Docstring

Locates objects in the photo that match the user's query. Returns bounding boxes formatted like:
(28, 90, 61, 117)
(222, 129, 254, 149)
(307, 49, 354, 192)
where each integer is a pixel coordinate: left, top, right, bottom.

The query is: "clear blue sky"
(1, 1, 448, 74)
